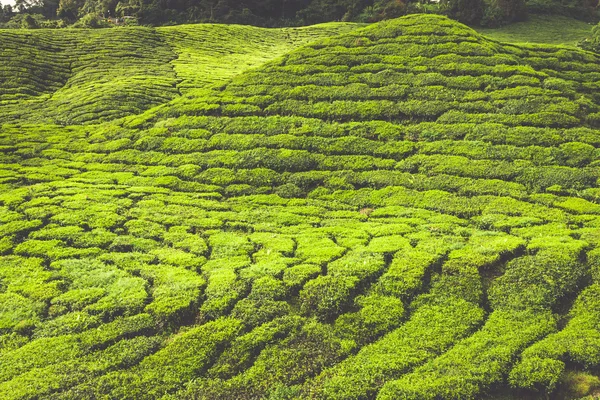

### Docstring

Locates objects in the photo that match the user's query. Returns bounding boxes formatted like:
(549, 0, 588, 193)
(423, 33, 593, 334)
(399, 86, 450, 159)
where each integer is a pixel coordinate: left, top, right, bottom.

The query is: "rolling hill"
(0, 22, 360, 125)
(1, 14, 600, 400)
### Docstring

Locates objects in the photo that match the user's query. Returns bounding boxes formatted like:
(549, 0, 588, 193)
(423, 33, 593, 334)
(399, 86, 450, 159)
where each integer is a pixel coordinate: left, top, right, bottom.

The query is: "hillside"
(476, 15, 595, 46)
(0, 22, 360, 125)
(1, 14, 600, 400)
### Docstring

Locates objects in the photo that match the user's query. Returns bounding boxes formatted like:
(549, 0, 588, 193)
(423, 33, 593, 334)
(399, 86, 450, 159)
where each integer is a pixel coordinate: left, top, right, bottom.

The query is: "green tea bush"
(489, 238, 587, 311)
(282, 264, 322, 290)
(333, 294, 404, 345)
(2, 13, 600, 400)
(377, 310, 555, 400)
(208, 315, 304, 380)
(0, 292, 43, 333)
(374, 248, 445, 298)
(113, 317, 243, 398)
(510, 282, 600, 393)
(300, 275, 360, 321)
(509, 356, 565, 393)
(308, 297, 484, 399)
(231, 298, 291, 328)
(517, 165, 597, 190)
(579, 22, 600, 53)
(139, 264, 205, 325)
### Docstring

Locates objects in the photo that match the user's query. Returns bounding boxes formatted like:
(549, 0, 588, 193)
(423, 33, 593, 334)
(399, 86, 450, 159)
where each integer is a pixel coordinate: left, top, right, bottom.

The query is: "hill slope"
(476, 15, 595, 46)
(0, 14, 600, 400)
(0, 22, 360, 125)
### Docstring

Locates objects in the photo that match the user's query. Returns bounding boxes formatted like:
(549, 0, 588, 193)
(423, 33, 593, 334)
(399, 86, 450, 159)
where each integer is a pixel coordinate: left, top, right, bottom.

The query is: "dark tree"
(498, 0, 527, 21)
(57, 0, 84, 21)
(442, 0, 484, 24)
(22, 12, 38, 25)
(580, 22, 600, 52)
(297, 0, 371, 24)
(14, 0, 30, 12)
(481, 0, 527, 26)
(3, 4, 13, 20)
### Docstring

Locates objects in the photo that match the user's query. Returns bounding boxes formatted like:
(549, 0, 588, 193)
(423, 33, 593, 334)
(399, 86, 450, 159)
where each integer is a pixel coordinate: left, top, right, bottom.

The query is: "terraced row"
(0, 23, 361, 126)
(0, 13, 599, 400)
(0, 30, 71, 102)
(0, 28, 180, 125)
(158, 22, 361, 94)
(1, 173, 597, 399)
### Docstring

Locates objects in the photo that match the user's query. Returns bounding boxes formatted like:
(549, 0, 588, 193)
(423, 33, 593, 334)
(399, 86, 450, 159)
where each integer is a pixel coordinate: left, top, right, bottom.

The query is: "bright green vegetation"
(0, 27, 180, 124)
(0, 22, 360, 125)
(476, 14, 594, 46)
(159, 23, 364, 94)
(1, 13, 600, 399)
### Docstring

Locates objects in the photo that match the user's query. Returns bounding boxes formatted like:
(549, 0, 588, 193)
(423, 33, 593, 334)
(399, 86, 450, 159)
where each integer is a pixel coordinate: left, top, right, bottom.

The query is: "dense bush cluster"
(580, 21, 600, 52)
(0, 13, 599, 399)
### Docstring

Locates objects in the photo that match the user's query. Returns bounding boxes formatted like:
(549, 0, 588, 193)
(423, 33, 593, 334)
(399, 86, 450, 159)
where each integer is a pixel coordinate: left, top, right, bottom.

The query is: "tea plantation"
(0, 22, 359, 125)
(1, 13, 600, 399)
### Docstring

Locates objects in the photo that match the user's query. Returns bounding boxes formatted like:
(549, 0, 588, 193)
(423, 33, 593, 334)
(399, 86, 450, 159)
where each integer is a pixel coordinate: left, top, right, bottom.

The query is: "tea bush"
(1, 13, 600, 400)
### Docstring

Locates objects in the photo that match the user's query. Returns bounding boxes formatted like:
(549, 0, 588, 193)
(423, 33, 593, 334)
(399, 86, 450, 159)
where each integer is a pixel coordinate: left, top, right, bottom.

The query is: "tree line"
(0, 0, 598, 30)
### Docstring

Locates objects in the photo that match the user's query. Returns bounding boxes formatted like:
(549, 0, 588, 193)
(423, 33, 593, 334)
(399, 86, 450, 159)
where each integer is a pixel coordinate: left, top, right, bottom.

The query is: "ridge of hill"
(0, 22, 360, 125)
(0, 13, 600, 400)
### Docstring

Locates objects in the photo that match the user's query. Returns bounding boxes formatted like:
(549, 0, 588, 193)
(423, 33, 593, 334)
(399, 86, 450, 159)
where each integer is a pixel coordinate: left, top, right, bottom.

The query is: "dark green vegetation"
(1, 0, 598, 29)
(1, 13, 600, 399)
(580, 20, 600, 51)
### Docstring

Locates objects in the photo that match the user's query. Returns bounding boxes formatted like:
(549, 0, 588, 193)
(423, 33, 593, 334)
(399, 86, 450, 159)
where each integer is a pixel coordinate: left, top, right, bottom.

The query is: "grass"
(476, 15, 594, 46)
(1, 13, 600, 400)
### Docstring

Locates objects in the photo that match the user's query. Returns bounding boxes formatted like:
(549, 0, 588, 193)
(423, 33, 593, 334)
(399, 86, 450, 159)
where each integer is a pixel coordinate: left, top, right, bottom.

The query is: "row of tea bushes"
(1, 13, 600, 399)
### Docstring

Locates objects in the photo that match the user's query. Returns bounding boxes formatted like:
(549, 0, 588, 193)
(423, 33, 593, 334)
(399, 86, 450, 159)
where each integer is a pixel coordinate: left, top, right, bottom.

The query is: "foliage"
(0, 13, 599, 400)
(442, 0, 485, 25)
(579, 21, 600, 52)
(527, 0, 599, 20)
(481, 0, 528, 27)
(71, 12, 111, 27)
